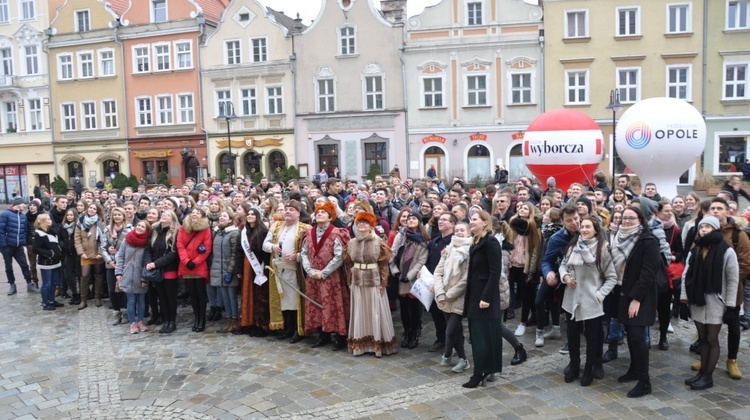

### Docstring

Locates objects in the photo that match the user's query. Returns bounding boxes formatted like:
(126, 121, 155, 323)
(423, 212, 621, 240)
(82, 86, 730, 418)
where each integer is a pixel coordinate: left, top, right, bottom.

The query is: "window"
(0, 0, 8, 23)
(565, 10, 588, 38)
(156, 95, 173, 125)
(134, 46, 149, 73)
(317, 80, 334, 112)
(136, 97, 152, 126)
(728, 1, 749, 29)
(422, 77, 443, 107)
(617, 68, 640, 103)
(724, 64, 748, 99)
(76, 10, 90, 33)
(511, 73, 532, 104)
(364, 76, 384, 110)
(467, 2, 483, 25)
(239, 13, 250, 21)
(216, 90, 231, 117)
(364, 142, 387, 174)
(143, 160, 168, 184)
(4, 102, 16, 132)
(225, 40, 241, 65)
(78, 52, 93, 78)
(154, 44, 170, 71)
(177, 94, 194, 123)
(339, 27, 356, 55)
(99, 50, 114, 76)
(617, 7, 640, 36)
(1, 48, 12, 76)
(81, 101, 96, 130)
(565, 70, 588, 104)
(28, 99, 42, 131)
(251, 38, 267, 62)
(61, 103, 75, 131)
(175, 41, 192, 69)
(152, 0, 167, 23)
(24, 46, 39, 75)
(21, 0, 35, 20)
(667, 66, 691, 100)
(241, 88, 257, 115)
(718, 136, 746, 173)
(102, 100, 117, 128)
(466, 75, 487, 106)
(667, 3, 690, 33)
(267, 86, 282, 114)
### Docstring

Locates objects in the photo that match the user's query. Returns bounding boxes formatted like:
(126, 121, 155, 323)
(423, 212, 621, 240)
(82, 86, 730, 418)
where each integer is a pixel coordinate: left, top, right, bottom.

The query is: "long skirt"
(469, 318, 503, 375)
(239, 259, 270, 328)
(348, 285, 398, 357)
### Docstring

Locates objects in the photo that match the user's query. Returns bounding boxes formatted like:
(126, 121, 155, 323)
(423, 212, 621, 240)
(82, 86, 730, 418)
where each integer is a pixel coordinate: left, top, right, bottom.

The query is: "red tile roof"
(195, 0, 229, 24)
(106, 0, 129, 16)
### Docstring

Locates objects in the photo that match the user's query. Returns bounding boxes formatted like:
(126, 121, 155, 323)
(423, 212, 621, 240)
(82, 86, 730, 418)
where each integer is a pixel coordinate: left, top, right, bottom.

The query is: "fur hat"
(699, 216, 720, 231)
(286, 199, 301, 213)
(30, 198, 42, 208)
(314, 201, 337, 221)
(354, 211, 377, 227)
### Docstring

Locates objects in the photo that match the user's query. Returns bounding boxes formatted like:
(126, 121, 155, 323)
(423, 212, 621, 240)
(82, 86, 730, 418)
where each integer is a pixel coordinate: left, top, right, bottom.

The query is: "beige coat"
(389, 230, 429, 295)
(432, 236, 471, 315)
(75, 223, 104, 264)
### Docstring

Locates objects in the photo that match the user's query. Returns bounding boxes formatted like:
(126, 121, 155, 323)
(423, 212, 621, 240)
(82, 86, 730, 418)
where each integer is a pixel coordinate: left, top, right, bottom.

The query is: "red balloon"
(522, 110, 604, 192)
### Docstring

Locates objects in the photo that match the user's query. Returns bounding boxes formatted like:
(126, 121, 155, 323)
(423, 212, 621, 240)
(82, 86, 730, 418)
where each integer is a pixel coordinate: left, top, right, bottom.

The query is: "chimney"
(381, 0, 406, 22)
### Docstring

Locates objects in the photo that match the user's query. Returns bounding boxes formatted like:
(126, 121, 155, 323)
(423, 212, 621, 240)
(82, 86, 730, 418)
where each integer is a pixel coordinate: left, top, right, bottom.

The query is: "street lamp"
(606, 89, 623, 193)
(217, 101, 238, 182)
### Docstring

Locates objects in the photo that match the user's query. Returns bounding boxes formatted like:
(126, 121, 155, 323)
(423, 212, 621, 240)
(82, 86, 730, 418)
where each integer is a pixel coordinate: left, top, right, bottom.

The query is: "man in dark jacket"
(721, 175, 750, 205)
(0, 197, 39, 295)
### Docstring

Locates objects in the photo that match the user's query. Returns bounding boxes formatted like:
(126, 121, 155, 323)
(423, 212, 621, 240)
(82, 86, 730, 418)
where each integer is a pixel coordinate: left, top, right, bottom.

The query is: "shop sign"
(133, 150, 173, 159)
(470, 133, 487, 141)
(422, 135, 446, 144)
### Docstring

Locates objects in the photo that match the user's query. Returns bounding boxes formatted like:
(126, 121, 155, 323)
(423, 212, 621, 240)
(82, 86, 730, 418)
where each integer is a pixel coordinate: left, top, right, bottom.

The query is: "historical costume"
(262, 200, 311, 342)
(344, 212, 398, 357)
(301, 202, 351, 350)
(239, 208, 271, 335)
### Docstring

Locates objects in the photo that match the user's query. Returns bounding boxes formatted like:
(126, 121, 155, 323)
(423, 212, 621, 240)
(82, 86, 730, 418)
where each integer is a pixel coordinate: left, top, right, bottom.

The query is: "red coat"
(177, 224, 213, 281)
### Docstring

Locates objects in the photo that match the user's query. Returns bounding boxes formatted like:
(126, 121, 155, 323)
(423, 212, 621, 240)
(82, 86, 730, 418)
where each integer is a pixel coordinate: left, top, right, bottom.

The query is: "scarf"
(125, 229, 150, 248)
(441, 236, 472, 283)
(78, 214, 101, 238)
(511, 218, 530, 236)
(611, 225, 642, 279)
(685, 230, 728, 306)
(63, 221, 75, 237)
(542, 222, 563, 240)
(565, 237, 598, 267)
(395, 229, 425, 283)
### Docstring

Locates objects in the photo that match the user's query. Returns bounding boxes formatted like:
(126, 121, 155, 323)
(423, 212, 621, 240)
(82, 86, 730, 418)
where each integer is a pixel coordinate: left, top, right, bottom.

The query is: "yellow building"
(544, 0, 704, 184)
(47, 0, 129, 189)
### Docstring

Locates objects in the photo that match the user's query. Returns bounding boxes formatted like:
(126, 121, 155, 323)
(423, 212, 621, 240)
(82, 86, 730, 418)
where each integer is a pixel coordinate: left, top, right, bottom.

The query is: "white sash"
(241, 228, 268, 286)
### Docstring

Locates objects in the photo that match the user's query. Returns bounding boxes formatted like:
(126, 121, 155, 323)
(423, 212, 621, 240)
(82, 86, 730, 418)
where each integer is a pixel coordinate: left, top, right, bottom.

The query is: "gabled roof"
(266, 6, 307, 33)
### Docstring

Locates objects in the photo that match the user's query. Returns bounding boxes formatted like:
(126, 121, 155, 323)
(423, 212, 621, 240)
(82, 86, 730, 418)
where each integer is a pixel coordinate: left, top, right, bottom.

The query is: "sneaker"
(130, 323, 139, 334)
(740, 317, 750, 330)
(7, 283, 17, 295)
(26, 283, 40, 293)
(544, 325, 561, 340)
(535, 329, 545, 347)
(440, 355, 453, 366)
(667, 323, 674, 334)
(559, 343, 569, 355)
(514, 324, 526, 336)
(452, 358, 470, 373)
(137, 321, 149, 332)
(42, 304, 56, 311)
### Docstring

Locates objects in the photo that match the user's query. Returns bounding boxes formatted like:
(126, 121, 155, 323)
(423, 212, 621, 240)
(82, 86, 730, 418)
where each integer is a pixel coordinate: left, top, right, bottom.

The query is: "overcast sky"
(259, 0, 442, 24)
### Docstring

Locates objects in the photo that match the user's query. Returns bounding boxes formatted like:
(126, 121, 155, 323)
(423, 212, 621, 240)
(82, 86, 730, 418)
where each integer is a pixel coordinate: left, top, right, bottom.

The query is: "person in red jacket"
(178, 208, 213, 332)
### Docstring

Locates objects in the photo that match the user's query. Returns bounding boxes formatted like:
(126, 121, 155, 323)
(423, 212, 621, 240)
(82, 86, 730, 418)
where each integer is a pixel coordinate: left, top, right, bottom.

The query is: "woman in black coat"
(462, 210, 503, 388)
(144, 209, 181, 333)
(616, 207, 659, 398)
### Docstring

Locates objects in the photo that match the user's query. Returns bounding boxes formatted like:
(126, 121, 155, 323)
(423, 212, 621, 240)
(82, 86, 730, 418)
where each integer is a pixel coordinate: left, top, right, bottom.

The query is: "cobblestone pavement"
(1, 265, 749, 419)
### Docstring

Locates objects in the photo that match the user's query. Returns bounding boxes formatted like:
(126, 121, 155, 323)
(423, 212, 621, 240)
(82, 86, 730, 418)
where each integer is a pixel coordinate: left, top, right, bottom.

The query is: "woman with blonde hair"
(144, 209, 180, 334)
(100, 207, 130, 325)
(508, 202, 542, 336)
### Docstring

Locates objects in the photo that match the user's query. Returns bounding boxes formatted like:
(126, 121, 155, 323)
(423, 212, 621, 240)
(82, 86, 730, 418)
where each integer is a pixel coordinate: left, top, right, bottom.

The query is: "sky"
(259, 0, 442, 24)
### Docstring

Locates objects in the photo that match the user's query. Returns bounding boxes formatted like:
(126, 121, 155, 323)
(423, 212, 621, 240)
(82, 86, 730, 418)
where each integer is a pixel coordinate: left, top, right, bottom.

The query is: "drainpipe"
(399, 43, 409, 179)
(539, 28, 545, 113)
(701, 0, 707, 118)
(290, 15, 303, 180)
(196, 17, 209, 181)
(113, 22, 130, 180)
(42, 28, 57, 178)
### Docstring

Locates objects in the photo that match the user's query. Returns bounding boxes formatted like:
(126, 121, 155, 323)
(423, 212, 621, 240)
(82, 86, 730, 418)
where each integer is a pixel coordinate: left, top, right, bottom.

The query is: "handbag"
(142, 266, 164, 283)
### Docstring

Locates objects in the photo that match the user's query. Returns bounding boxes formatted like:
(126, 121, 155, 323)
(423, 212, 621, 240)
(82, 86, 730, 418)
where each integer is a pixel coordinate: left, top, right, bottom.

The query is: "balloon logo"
(625, 122, 651, 150)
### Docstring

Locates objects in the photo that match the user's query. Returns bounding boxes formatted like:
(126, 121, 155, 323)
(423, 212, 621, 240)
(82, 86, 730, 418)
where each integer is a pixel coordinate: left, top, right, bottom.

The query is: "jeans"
(535, 277, 562, 330)
(126, 293, 146, 323)
(40, 267, 61, 305)
(218, 286, 238, 318)
(206, 284, 222, 308)
(1, 245, 31, 284)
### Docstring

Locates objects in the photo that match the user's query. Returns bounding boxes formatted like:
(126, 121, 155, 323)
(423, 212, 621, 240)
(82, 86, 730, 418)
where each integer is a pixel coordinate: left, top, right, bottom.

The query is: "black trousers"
(155, 280, 179, 323)
(625, 325, 650, 381)
(185, 277, 207, 319)
(727, 314, 741, 360)
(656, 290, 671, 342)
(399, 295, 423, 332)
(535, 278, 563, 329)
(147, 283, 160, 318)
(444, 313, 466, 359)
(105, 269, 125, 311)
(429, 298, 447, 342)
(567, 315, 603, 366)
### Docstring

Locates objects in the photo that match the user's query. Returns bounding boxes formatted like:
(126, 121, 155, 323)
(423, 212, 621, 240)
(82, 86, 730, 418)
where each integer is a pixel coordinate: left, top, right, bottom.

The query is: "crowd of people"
(1, 170, 749, 394)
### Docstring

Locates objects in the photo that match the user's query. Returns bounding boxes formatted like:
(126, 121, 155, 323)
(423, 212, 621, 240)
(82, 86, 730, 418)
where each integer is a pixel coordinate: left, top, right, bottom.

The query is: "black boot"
(400, 330, 411, 348)
(593, 360, 604, 379)
(70, 294, 81, 305)
(511, 343, 527, 365)
(277, 311, 294, 339)
(311, 332, 331, 348)
(332, 333, 348, 351)
(207, 307, 217, 321)
(565, 361, 580, 383)
(685, 371, 704, 386)
(408, 328, 421, 349)
(163, 321, 176, 334)
(195, 312, 206, 332)
(690, 375, 713, 390)
(580, 364, 594, 387)
(462, 373, 489, 388)
(627, 380, 652, 397)
(213, 307, 223, 322)
(288, 311, 303, 343)
(602, 339, 618, 363)
(192, 314, 200, 332)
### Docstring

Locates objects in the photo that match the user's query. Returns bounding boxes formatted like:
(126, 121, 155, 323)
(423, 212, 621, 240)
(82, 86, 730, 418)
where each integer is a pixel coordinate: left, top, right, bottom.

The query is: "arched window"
(243, 151, 262, 176)
(467, 144, 490, 180)
(509, 143, 532, 180)
(67, 161, 84, 185)
(103, 159, 120, 179)
(268, 151, 286, 172)
(424, 146, 445, 179)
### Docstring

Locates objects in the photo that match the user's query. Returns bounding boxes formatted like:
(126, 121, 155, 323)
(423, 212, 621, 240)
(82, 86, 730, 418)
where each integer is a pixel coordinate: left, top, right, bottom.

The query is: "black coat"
(618, 232, 660, 326)
(463, 233, 503, 320)
(144, 224, 180, 273)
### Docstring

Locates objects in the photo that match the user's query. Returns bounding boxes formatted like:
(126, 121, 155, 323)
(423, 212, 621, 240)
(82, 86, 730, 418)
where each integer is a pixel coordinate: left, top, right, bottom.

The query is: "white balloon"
(615, 98, 706, 198)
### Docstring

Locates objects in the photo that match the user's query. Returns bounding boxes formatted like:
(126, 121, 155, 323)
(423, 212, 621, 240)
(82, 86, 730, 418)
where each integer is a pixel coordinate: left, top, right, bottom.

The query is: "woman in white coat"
(559, 216, 617, 387)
